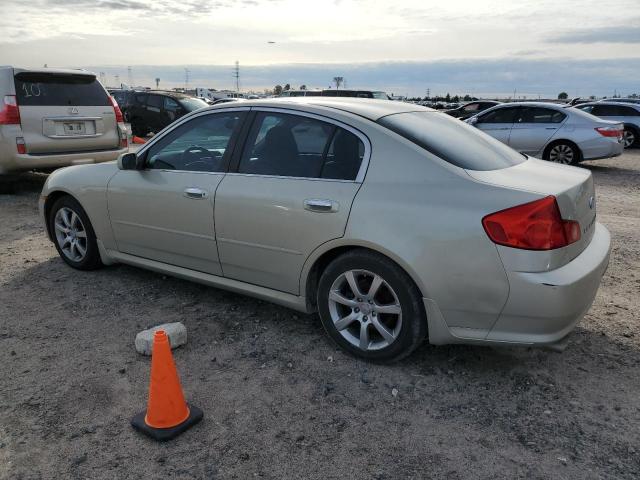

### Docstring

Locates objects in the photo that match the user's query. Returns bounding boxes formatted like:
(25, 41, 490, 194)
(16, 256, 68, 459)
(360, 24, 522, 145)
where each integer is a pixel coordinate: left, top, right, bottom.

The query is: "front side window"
(478, 107, 519, 124)
(577, 105, 594, 114)
(238, 112, 364, 180)
(518, 107, 566, 124)
(145, 112, 245, 172)
(462, 103, 480, 113)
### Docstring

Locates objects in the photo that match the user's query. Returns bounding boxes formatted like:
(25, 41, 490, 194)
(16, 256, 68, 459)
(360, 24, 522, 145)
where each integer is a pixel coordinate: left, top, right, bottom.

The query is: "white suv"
(0, 67, 128, 174)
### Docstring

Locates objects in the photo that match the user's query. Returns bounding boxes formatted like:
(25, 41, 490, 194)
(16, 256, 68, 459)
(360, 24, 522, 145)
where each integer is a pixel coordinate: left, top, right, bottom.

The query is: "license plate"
(63, 122, 86, 135)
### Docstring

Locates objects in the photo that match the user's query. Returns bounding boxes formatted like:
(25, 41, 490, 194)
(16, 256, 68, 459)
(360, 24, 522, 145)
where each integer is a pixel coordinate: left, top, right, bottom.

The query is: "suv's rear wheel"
(49, 195, 102, 270)
(317, 250, 427, 362)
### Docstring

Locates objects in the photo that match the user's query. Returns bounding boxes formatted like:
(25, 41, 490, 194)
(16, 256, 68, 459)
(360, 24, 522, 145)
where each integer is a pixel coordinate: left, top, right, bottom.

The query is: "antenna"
(233, 61, 240, 92)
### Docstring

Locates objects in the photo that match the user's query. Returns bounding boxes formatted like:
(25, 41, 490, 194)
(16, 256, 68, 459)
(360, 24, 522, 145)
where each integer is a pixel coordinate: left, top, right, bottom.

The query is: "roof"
(208, 97, 431, 121)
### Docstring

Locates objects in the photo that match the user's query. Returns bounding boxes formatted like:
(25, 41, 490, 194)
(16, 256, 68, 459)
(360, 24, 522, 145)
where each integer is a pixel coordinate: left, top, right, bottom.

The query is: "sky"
(1, 0, 639, 97)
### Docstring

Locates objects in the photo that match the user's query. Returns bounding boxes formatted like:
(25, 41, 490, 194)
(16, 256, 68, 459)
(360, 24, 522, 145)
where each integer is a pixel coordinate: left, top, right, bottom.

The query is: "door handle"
(304, 198, 339, 213)
(183, 187, 208, 199)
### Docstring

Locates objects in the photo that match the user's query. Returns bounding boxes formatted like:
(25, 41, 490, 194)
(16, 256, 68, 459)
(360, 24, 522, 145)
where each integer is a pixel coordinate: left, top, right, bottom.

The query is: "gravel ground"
(1, 151, 639, 480)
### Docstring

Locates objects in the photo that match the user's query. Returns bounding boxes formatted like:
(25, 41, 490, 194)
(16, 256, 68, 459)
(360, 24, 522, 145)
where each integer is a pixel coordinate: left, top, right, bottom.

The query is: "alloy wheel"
(548, 144, 574, 164)
(54, 207, 88, 262)
(623, 129, 636, 148)
(327, 269, 402, 351)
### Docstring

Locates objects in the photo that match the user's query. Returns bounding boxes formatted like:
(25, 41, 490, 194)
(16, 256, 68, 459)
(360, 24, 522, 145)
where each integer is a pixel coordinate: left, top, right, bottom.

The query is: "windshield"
(378, 111, 527, 171)
(372, 91, 390, 100)
(179, 97, 209, 112)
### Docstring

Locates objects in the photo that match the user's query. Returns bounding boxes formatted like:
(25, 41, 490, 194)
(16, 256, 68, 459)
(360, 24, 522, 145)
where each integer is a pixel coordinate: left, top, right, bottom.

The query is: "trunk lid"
(14, 70, 119, 154)
(467, 157, 597, 267)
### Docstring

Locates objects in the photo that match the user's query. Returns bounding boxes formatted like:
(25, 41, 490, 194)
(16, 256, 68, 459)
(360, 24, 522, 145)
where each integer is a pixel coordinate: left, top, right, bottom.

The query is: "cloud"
(551, 25, 640, 44)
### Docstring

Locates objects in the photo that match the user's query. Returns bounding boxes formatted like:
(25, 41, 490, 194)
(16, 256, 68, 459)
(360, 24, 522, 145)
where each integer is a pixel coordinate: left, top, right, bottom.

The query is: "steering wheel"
(180, 146, 222, 171)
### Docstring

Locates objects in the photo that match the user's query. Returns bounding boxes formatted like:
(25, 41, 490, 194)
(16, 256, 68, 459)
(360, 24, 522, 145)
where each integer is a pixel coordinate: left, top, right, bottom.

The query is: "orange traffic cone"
(131, 330, 203, 441)
(132, 136, 146, 144)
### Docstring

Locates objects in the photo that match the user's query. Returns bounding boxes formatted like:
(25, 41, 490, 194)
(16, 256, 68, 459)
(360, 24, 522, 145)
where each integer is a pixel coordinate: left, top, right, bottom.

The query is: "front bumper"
(485, 222, 611, 344)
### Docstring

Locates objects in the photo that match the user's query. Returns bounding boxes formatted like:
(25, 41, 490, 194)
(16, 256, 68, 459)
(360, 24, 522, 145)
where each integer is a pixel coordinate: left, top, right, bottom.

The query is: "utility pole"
(233, 61, 240, 93)
(426, 88, 430, 99)
(127, 66, 133, 87)
(184, 68, 190, 91)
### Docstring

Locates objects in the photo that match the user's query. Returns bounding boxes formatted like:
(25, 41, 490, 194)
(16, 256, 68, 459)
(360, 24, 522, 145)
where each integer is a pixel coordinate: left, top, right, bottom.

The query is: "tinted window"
(14, 73, 110, 106)
(578, 105, 594, 113)
(594, 105, 639, 116)
(146, 112, 244, 172)
(134, 93, 148, 105)
(462, 103, 480, 113)
(146, 95, 162, 112)
(164, 97, 180, 111)
(478, 107, 519, 124)
(518, 107, 565, 123)
(238, 112, 363, 180)
(378, 111, 526, 171)
(178, 97, 208, 112)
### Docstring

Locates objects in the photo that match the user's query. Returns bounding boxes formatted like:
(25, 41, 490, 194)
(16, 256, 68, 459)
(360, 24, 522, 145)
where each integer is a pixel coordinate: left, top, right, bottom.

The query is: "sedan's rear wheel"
(623, 127, 637, 148)
(49, 196, 102, 270)
(546, 142, 578, 165)
(317, 250, 427, 362)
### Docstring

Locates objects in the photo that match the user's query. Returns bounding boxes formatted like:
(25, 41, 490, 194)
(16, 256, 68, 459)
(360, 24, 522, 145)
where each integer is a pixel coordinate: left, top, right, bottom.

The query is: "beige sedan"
(40, 98, 610, 361)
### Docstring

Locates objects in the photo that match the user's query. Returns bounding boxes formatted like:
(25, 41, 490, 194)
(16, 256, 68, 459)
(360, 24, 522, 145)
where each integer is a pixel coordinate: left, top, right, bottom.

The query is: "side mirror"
(118, 152, 142, 170)
(467, 116, 479, 126)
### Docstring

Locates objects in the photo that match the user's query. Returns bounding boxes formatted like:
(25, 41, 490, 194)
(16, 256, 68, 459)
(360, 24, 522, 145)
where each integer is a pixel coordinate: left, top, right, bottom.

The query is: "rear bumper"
(579, 137, 623, 161)
(486, 222, 611, 344)
(0, 145, 126, 174)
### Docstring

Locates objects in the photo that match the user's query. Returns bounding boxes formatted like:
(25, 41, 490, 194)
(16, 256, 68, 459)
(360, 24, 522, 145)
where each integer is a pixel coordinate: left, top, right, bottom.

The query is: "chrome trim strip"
(217, 236, 303, 255)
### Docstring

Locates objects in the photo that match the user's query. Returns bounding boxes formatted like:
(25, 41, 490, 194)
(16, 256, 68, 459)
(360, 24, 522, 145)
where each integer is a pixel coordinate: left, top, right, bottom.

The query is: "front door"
(107, 109, 247, 275)
(475, 106, 519, 145)
(215, 110, 368, 294)
(508, 106, 567, 156)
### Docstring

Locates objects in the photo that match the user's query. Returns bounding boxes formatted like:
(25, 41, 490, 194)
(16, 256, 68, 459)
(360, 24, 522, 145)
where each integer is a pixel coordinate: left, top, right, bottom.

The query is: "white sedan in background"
(466, 102, 624, 164)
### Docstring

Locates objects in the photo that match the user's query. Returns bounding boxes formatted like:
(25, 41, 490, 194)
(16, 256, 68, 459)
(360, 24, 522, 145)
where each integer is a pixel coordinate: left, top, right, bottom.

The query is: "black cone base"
(131, 404, 203, 441)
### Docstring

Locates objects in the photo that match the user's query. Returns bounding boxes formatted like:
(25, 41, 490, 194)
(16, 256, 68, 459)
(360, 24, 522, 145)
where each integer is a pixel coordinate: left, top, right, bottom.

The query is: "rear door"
(214, 109, 369, 294)
(474, 106, 519, 144)
(14, 71, 118, 154)
(508, 106, 567, 156)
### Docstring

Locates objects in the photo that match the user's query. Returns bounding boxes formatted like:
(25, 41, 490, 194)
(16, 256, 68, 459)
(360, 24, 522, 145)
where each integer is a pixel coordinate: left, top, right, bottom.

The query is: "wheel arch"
(43, 189, 79, 241)
(301, 240, 429, 312)
(543, 138, 583, 162)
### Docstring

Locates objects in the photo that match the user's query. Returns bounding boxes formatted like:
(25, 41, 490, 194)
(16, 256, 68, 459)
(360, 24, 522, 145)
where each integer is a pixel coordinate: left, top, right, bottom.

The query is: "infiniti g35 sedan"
(40, 98, 611, 362)
(465, 102, 624, 164)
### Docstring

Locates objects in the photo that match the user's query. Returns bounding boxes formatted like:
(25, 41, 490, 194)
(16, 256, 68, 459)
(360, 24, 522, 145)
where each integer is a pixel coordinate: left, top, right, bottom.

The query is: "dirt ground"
(1, 151, 638, 480)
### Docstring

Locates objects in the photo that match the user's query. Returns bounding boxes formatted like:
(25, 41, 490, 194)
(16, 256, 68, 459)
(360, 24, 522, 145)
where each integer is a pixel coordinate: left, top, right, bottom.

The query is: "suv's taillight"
(482, 196, 580, 250)
(0, 95, 20, 125)
(595, 125, 623, 139)
(110, 95, 124, 123)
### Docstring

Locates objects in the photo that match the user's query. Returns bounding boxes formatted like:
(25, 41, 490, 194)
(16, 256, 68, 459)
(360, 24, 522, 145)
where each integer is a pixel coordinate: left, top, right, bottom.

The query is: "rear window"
(378, 111, 527, 171)
(14, 72, 110, 106)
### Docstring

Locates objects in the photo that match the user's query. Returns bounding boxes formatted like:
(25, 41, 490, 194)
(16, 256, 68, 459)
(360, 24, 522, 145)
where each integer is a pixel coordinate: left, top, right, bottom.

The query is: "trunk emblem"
(589, 196, 594, 209)
(68, 107, 79, 115)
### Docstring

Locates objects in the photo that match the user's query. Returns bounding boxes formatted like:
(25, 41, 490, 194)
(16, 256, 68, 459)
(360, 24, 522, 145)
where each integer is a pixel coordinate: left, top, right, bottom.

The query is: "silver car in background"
(466, 102, 624, 164)
(574, 101, 640, 148)
(0, 66, 128, 174)
(39, 98, 610, 362)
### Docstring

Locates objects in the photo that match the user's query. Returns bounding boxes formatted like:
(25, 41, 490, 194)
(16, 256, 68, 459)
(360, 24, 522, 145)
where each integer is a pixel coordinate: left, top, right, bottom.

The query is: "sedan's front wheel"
(317, 250, 427, 362)
(49, 196, 102, 270)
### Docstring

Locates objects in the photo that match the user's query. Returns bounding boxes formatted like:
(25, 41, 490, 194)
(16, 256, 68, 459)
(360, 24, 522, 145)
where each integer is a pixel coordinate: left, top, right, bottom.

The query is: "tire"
(131, 118, 148, 137)
(623, 126, 638, 149)
(48, 195, 103, 270)
(317, 249, 427, 363)
(544, 141, 579, 165)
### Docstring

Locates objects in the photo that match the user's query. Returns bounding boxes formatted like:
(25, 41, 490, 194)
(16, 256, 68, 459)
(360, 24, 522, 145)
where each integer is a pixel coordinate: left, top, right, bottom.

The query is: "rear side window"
(146, 95, 162, 112)
(14, 72, 110, 106)
(518, 107, 566, 124)
(238, 112, 364, 180)
(378, 111, 526, 171)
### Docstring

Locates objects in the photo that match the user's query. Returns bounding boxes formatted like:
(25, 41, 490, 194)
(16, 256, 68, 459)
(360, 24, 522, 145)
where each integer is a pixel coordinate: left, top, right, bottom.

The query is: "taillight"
(110, 95, 124, 123)
(16, 137, 26, 154)
(0, 95, 20, 125)
(595, 126, 623, 138)
(482, 196, 581, 250)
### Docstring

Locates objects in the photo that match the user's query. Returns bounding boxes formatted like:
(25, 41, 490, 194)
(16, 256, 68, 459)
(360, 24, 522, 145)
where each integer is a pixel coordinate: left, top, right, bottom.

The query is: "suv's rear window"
(378, 111, 527, 171)
(14, 72, 110, 106)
